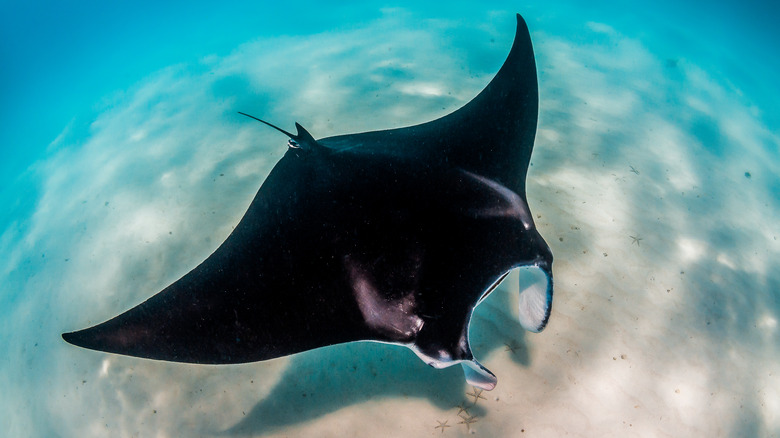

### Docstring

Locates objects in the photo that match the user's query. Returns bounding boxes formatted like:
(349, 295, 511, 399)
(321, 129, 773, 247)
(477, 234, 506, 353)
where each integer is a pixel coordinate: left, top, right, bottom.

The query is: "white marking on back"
(459, 170, 534, 229)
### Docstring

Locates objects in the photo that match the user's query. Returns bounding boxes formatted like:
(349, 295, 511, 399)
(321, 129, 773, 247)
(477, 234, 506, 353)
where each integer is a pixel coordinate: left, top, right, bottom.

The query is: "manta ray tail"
(237, 112, 321, 151)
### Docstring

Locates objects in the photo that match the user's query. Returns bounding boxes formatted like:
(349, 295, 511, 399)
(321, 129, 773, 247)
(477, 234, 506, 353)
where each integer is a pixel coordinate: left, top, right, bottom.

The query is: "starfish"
(504, 342, 521, 353)
(466, 387, 487, 404)
(629, 235, 643, 246)
(455, 402, 470, 416)
(435, 420, 451, 433)
(458, 414, 479, 431)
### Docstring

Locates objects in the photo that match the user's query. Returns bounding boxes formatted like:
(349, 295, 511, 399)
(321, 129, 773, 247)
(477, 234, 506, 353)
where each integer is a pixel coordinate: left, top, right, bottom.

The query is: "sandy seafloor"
(1, 1, 779, 437)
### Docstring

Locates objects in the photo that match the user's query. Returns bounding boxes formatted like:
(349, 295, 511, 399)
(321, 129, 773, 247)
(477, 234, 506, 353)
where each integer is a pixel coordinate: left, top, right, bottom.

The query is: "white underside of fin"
(516, 265, 552, 332)
(461, 359, 497, 390)
(405, 343, 497, 391)
(361, 263, 552, 390)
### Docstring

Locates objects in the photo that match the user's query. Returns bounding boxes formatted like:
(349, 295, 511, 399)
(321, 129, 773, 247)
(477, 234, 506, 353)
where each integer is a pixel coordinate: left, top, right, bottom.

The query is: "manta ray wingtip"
(61, 329, 90, 349)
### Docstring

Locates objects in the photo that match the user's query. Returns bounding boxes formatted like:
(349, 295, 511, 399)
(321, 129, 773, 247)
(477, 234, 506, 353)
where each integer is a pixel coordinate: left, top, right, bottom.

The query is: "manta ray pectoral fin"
(516, 264, 554, 333)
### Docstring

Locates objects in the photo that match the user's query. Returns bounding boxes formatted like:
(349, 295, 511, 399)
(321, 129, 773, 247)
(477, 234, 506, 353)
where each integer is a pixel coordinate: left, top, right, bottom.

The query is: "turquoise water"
(2, 1, 779, 436)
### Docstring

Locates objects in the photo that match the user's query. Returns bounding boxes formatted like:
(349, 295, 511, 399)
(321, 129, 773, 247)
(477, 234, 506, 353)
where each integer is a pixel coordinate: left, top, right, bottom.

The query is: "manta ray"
(63, 13, 553, 391)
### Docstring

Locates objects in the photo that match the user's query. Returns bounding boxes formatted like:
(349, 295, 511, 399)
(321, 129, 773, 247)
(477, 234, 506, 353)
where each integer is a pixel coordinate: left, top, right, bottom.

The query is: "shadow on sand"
(223, 282, 529, 436)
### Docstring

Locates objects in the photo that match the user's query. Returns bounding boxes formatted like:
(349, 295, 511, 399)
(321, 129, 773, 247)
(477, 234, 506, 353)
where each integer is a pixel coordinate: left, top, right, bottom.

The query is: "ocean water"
(2, 1, 779, 437)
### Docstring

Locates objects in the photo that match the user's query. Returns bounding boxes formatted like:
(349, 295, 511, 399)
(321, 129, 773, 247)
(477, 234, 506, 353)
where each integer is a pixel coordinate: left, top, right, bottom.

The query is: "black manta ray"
(63, 13, 553, 391)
